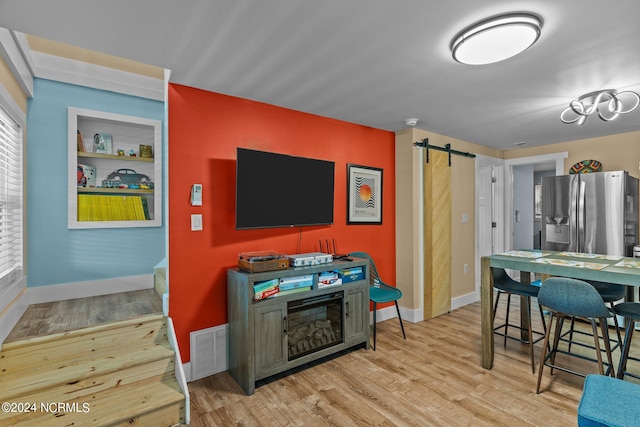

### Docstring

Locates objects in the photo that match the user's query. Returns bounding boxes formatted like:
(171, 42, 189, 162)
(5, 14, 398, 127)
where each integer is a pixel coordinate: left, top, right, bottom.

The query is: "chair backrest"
(538, 277, 611, 319)
(492, 267, 515, 285)
(348, 251, 380, 287)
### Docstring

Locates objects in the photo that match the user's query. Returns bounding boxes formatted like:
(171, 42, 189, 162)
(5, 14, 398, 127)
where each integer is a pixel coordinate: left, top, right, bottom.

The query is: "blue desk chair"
(613, 302, 640, 380)
(492, 268, 547, 373)
(349, 252, 406, 351)
(536, 277, 615, 394)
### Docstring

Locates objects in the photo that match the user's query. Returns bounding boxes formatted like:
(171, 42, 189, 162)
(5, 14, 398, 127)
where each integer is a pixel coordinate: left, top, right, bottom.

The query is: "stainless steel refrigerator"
(541, 171, 639, 257)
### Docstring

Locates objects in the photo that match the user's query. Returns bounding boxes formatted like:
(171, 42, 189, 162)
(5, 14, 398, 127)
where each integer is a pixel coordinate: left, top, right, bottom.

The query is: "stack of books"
(336, 266, 364, 283)
(253, 278, 280, 301)
(278, 275, 313, 295)
(253, 275, 313, 301)
(318, 271, 342, 288)
(78, 195, 149, 221)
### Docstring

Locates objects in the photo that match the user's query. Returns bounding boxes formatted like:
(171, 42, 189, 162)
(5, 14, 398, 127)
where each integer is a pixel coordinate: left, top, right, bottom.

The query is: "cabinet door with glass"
(68, 107, 162, 229)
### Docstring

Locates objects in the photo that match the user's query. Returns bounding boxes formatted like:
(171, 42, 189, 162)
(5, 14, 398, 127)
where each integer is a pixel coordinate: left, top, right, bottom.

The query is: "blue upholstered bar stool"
(564, 281, 624, 354)
(536, 277, 615, 394)
(492, 268, 546, 373)
(613, 302, 640, 380)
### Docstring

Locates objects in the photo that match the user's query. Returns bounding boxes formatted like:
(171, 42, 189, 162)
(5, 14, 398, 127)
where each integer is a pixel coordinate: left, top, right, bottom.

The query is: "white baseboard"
(0, 278, 28, 346)
(451, 291, 479, 311)
(375, 292, 478, 326)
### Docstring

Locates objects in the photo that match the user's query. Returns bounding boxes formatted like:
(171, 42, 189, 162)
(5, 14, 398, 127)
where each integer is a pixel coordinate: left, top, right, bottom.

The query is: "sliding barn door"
(423, 150, 451, 319)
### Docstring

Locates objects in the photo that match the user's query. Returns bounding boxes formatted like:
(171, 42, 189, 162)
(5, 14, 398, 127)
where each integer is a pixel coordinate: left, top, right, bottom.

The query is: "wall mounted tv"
(236, 148, 335, 229)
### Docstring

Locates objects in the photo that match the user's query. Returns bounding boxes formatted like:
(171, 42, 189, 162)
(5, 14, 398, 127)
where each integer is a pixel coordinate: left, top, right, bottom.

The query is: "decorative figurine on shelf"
(129, 149, 137, 157)
(117, 148, 125, 156)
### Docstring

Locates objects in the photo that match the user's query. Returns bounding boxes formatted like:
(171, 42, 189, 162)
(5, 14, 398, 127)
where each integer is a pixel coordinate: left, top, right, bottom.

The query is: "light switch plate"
(191, 214, 203, 231)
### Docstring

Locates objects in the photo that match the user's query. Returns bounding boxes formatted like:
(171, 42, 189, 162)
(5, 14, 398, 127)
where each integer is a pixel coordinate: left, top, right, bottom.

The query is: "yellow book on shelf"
(111, 196, 127, 220)
(131, 196, 146, 220)
(78, 195, 91, 221)
(123, 196, 136, 220)
(78, 194, 149, 222)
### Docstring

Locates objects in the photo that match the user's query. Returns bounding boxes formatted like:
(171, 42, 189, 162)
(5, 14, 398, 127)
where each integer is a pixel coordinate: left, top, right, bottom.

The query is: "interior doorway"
(475, 152, 567, 291)
(512, 163, 556, 251)
(503, 152, 567, 281)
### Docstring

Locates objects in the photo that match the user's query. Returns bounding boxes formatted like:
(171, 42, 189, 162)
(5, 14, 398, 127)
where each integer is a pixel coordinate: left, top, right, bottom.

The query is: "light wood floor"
(4, 292, 639, 426)
(4, 289, 162, 343)
(188, 299, 640, 427)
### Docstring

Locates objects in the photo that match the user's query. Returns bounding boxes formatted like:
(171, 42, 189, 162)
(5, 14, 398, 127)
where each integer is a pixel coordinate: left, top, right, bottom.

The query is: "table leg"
(481, 257, 494, 369)
(520, 271, 531, 340)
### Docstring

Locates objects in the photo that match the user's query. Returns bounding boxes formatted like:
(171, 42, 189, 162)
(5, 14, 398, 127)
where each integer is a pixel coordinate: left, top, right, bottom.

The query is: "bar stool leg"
(536, 312, 555, 394)
(372, 301, 377, 351)
(617, 319, 635, 379)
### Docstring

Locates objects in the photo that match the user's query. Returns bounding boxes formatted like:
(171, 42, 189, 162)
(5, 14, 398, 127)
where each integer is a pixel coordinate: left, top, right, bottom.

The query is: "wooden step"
(0, 313, 186, 426)
(1, 339, 175, 401)
(0, 377, 185, 426)
(1, 314, 167, 377)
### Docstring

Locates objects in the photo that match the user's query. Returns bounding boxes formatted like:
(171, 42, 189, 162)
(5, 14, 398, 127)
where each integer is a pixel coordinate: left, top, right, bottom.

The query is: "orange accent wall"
(168, 84, 396, 362)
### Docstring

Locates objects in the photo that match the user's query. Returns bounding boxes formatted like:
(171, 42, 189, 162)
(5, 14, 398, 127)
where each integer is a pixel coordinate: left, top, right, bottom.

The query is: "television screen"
(236, 148, 335, 229)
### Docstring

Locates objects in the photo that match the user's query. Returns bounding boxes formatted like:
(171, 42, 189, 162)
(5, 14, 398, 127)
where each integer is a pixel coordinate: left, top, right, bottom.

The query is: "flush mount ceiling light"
(451, 13, 542, 65)
(560, 89, 640, 125)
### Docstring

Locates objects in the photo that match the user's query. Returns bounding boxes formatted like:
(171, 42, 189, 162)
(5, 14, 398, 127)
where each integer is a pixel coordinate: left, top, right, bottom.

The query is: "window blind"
(0, 105, 23, 291)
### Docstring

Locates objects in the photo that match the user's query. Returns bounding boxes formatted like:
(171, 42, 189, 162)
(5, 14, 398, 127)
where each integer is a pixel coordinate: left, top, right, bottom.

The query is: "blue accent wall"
(27, 79, 165, 287)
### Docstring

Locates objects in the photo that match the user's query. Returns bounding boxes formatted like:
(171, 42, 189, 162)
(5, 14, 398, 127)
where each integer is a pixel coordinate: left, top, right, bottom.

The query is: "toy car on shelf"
(101, 168, 154, 190)
(106, 168, 151, 183)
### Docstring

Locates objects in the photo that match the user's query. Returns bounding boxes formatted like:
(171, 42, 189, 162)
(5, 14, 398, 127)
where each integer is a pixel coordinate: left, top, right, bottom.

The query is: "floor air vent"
(190, 324, 227, 381)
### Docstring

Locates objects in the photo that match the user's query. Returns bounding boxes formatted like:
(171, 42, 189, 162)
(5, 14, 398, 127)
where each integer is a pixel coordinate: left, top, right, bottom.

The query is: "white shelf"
(68, 107, 162, 229)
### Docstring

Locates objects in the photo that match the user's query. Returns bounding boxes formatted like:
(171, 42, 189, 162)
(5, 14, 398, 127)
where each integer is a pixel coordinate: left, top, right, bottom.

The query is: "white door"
(476, 156, 504, 295)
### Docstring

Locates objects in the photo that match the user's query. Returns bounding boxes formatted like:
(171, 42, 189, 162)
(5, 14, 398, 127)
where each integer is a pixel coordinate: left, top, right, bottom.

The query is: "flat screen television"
(236, 148, 335, 229)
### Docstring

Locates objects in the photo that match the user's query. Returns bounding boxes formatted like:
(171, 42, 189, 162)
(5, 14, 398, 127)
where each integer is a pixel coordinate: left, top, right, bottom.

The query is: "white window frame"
(0, 102, 24, 296)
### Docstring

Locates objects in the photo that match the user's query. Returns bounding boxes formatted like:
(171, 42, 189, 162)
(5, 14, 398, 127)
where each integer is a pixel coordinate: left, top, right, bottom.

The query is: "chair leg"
(504, 293, 512, 347)
(394, 300, 406, 339)
(537, 303, 550, 351)
(591, 319, 605, 375)
(524, 296, 535, 373)
(372, 301, 377, 351)
(567, 316, 576, 353)
(608, 303, 623, 350)
(549, 315, 565, 376)
(599, 319, 614, 377)
(536, 312, 555, 394)
(617, 320, 635, 379)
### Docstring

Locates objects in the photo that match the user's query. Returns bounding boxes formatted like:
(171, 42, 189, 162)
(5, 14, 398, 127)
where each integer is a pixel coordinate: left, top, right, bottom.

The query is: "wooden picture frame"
(347, 164, 382, 225)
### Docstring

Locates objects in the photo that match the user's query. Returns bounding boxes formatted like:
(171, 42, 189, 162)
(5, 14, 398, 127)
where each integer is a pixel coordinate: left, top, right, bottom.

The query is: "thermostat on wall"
(190, 184, 202, 206)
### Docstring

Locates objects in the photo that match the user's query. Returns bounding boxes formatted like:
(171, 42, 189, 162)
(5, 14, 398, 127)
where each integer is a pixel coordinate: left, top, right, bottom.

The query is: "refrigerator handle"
(578, 180, 586, 252)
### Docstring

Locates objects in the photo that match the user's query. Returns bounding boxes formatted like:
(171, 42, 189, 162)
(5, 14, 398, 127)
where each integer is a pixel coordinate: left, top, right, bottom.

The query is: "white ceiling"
(2, 0, 640, 150)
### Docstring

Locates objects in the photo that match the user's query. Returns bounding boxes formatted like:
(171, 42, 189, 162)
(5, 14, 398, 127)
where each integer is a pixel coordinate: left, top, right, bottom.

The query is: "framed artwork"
(347, 164, 382, 225)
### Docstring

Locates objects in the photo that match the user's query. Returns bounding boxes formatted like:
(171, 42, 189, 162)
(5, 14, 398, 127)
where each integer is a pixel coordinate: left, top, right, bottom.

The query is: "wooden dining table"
(480, 250, 640, 369)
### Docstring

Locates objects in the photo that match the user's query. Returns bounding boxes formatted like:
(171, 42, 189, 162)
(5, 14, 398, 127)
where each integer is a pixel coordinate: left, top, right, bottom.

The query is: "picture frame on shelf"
(93, 133, 112, 154)
(347, 164, 383, 225)
(140, 144, 153, 158)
